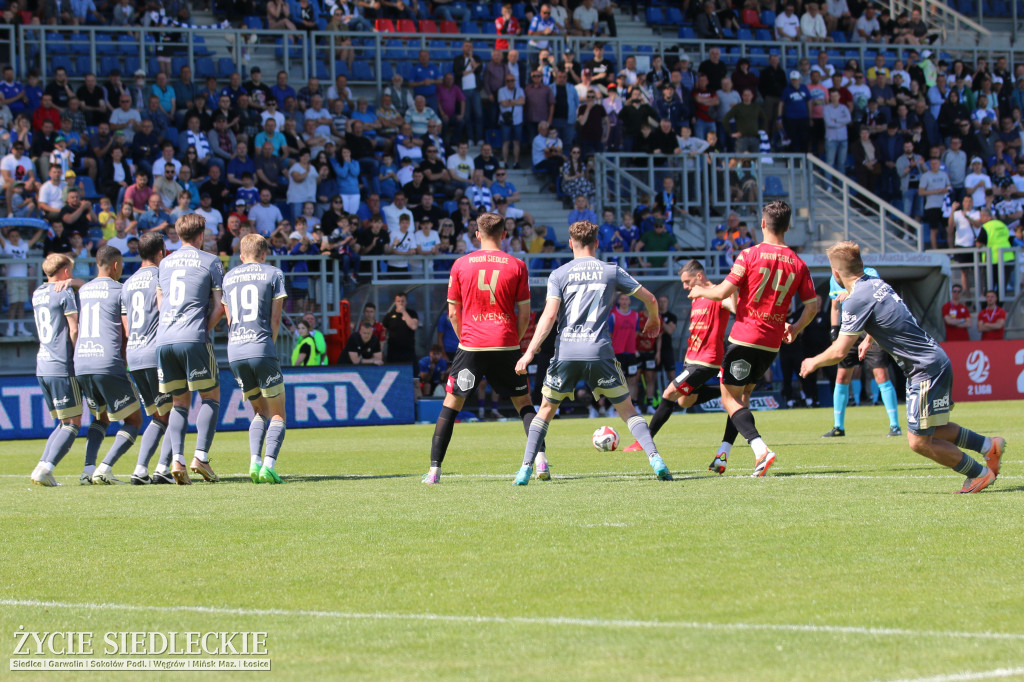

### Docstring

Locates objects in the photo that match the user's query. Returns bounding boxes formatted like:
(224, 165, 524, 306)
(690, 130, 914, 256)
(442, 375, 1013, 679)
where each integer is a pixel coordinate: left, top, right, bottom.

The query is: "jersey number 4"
(477, 270, 500, 305)
(752, 268, 795, 306)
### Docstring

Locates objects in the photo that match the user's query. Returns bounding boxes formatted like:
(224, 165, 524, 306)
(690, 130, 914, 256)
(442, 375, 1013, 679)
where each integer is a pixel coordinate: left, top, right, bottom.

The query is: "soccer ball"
(592, 426, 619, 452)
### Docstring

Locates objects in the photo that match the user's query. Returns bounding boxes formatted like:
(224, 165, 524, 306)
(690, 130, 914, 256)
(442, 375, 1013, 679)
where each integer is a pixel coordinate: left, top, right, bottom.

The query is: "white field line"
(3, 599, 1024, 643)
(884, 667, 1024, 682)
(4, 472, 1023, 481)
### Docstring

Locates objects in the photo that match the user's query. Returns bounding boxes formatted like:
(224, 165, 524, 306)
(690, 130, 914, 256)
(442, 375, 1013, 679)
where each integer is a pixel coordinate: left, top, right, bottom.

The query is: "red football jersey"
(447, 249, 530, 350)
(942, 301, 970, 341)
(636, 311, 658, 353)
(978, 305, 1006, 340)
(725, 243, 816, 352)
(685, 297, 730, 367)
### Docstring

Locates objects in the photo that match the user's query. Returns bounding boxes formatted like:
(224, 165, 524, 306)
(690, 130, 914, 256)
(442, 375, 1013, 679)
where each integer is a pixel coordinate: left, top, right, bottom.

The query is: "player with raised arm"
(156, 214, 225, 485)
(29, 254, 82, 487)
(74, 246, 145, 485)
(688, 201, 819, 477)
(821, 266, 903, 438)
(424, 212, 544, 484)
(222, 233, 289, 484)
(801, 241, 1005, 493)
(515, 220, 672, 485)
(122, 233, 175, 485)
(622, 260, 738, 474)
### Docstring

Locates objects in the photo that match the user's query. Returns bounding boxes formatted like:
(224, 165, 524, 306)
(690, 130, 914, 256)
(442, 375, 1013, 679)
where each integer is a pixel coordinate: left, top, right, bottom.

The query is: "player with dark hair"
(515, 220, 672, 485)
(156, 213, 226, 484)
(622, 259, 738, 473)
(222, 233, 289, 484)
(424, 212, 543, 484)
(122, 232, 174, 484)
(29, 254, 82, 487)
(688, 201, 819, 477)
(76, 245, 144, 485)
(801, 241, 1005, 493)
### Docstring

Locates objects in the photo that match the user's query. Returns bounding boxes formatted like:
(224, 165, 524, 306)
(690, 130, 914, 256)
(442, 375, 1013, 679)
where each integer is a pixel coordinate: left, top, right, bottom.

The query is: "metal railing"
(931, 246, 1021, 305)
(14, 24, 1024, 93)
(806, 153, 922, 253)
(888, 0, 991, 44)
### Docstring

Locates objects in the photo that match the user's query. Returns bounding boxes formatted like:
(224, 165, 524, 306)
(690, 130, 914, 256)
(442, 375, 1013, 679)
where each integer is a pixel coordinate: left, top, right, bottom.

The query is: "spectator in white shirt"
(775, 4, 801, 41)
(854, 6, 881, 42)
(801, 3, 831, 42)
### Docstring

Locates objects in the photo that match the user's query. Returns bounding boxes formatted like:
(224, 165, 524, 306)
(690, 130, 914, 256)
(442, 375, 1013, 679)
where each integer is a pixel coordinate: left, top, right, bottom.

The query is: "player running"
(515, 220, 671, 485)
(122, 233, 174, 484)
(822, 266, 902, 438)
(622, 260, 737, 473)
(29, 254, 82, 487)
(156, 214, 225, 484)
(75, 246, 144, 485)
(688, 201, 818, 477)
(424, 212, 544, 484)
(801, 241, 1005, 493)
(222, 234, 289, 484)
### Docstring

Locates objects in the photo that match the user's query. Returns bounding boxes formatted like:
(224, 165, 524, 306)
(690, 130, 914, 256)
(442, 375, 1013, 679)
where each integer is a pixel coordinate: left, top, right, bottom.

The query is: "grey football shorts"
(77, 372, 140, 421)
(157, 342, 219, 395)
(230, 356, 285, 401)
(38, 375, 83, 420)
(542, 356, 631, 404)
(906, 361, 954, 436)
(130, 367, 172, 416)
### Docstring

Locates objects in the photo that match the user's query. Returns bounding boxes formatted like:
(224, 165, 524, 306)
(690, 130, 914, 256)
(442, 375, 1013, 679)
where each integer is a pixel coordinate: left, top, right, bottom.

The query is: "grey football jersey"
(839, 275, 948, 379)
(546, 257, 641, 361)
(156, 246, 224, 345)
(33, 283, 78, 377)
(121, 266, 161, 370)
(74, 277, 128, 376)
(222, 262, 288, 361)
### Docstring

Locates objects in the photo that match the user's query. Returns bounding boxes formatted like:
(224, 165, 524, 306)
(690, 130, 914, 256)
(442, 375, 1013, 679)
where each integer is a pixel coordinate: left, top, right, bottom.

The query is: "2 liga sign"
(942, 340, 1024, 402)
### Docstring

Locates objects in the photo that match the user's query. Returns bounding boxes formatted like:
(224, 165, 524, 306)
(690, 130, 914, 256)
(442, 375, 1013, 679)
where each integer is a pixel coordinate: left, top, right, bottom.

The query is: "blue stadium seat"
(172, 57, 189, 75)
(352, 61, 374, 81)
(461, 20, 481, 32)
(244, 16, 264, 29)
(760, 10, 776, 25)
(764, 176, 787, 197)
(380, 62, 393, 80)
(398, 61, 415, 80)
(217, 57, 236, 76)
(195, 57, 216, 78)
(485, 128, 501, 147)
(677, 26, 695, 39)
(52, 55, 73, 74)
(123, 57, 140, 74)
(512, 2, 525, 21)
(334, 60, 350, 77)
(192, 35, 213, 57)
(79, 175, 102, 201)
(755, 28, 772, 41)
(646, 6, 664, 24)
(147, 57, 160, 76)
(471, 3, 491, 21)
(69, 32, 90, 55)
(665, 6, 683, 23)
(117, 34, 137, 56)
(442, 200, 458, 213)
(100, 57, 120, 77)
(315, 61, 329, 80)
(737, 28, 753, 41)
(636, 45, 654, 53)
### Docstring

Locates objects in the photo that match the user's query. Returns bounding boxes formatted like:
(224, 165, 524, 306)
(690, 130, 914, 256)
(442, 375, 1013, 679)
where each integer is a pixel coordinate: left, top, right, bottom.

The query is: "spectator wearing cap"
(964, 156, 992, 208)
(780, 70, 811, 153)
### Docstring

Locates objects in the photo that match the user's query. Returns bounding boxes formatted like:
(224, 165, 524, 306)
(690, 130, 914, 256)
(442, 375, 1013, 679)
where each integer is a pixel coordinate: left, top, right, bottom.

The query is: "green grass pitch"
(2, 401, 1024, 681)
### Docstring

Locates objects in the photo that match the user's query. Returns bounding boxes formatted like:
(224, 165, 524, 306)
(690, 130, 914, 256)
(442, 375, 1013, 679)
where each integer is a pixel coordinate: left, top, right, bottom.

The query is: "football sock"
(878, 380, 899, 428)
(40, 424, 62, 463)
(718, 442, 733, 457)
(955, 426, 989, 454)
(749, 437, 769, 458)
(696, 384, 721, 405)
(851, 379, 862, 406)
(136, 419, 166, 469)
(46, 424, 79, 466)
(264, 419, 286, 469)
(167, 405, 189, 463)
(134, 465, 148, 477)
(249, 414, 267, 463)
(195, 399, 220, 455)
(722, 416, 739, 445)
(626, 414, 659, 460)
(156, 432, 173, 473)
(953, 452, 986, 479)
(833, 383, 849, 429)
(517, 404, 547, 453)
(102, 423, 139, 466)
(648, 398, 674, 437)
(429, 406, 459, 467)
(730, 407, 761, 443)
(84, 421, 106, 468)
(870, 379, 880, 403)
(522, 416, 549, 467)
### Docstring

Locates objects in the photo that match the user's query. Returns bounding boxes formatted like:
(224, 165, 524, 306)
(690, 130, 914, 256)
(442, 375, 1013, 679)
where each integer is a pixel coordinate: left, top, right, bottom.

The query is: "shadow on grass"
(772, 469, 856, 477)
(213, 474, 419, 484)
